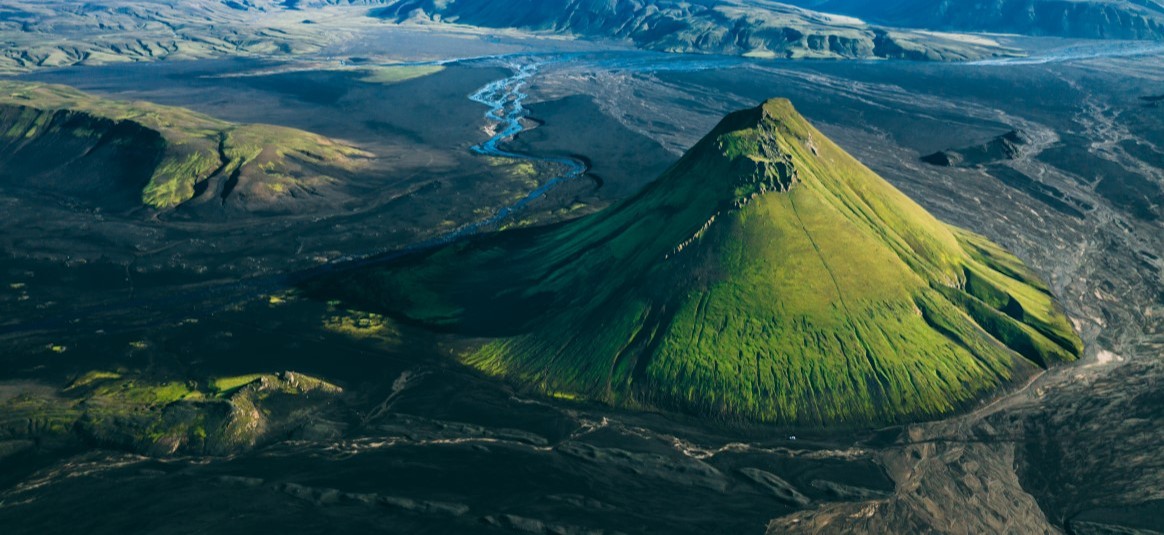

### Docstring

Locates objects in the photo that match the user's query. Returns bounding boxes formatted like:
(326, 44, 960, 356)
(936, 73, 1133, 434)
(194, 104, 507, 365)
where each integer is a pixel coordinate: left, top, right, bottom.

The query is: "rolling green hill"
(322, 99, 1081, 427)
(0, 81, 370, 211)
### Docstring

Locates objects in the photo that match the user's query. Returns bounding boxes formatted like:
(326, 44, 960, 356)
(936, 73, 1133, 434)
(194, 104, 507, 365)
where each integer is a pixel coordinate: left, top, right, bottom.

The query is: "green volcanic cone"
(324, 99, 1081, 426)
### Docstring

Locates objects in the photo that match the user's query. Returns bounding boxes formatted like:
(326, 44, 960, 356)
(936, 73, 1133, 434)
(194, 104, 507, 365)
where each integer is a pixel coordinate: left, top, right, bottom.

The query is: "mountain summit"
(325, 99, 1081, 426)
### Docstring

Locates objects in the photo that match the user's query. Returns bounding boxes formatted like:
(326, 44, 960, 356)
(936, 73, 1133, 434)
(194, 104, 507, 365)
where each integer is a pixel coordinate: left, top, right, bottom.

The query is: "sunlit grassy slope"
(0, 81, 370, 209)
(328, 99, 1080, 426)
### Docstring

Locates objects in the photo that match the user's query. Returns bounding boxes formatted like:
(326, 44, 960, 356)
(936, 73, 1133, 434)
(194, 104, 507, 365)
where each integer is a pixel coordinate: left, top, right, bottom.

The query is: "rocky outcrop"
(921, 130, 1030, 168)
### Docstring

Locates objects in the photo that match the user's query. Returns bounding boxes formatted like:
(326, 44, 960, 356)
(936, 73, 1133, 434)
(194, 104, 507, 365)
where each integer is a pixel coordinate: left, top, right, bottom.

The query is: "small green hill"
(323, 99, 1081, 427)
(0, 81, 370, 210)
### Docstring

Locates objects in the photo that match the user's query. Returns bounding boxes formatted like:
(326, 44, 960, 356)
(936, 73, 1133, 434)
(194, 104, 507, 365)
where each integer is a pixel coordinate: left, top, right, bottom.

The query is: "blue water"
(465, 61, 588, 224)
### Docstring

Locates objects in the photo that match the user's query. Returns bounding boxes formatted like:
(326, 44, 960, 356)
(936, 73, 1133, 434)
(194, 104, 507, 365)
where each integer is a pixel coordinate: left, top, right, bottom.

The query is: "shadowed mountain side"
(312, 99, 1081, 427)
(0, 81, 372, 212)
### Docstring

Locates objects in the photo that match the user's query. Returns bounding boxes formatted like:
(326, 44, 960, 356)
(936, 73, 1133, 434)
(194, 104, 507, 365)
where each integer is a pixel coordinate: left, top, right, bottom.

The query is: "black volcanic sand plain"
(1, 43, 1163, 534)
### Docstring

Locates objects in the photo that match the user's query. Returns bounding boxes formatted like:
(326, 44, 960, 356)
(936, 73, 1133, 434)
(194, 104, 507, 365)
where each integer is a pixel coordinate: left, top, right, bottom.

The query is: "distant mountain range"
(371, 0, 1018, 60)
(3, 0, 1158, 75)
(788, 0, 1164, 39)
(0, 0, 341, 75)
(0, 0, 1024, 75)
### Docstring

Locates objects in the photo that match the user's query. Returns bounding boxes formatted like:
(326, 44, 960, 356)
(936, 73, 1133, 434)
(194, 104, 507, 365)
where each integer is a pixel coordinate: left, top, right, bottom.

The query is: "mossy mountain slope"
(329, 99, 1081, 427)
(0, 81, 370, 211)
